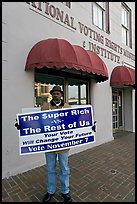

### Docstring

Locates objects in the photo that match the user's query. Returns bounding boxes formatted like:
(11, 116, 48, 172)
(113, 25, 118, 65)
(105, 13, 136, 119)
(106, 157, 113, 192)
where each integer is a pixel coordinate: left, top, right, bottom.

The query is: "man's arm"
(63, 103, 71, 109)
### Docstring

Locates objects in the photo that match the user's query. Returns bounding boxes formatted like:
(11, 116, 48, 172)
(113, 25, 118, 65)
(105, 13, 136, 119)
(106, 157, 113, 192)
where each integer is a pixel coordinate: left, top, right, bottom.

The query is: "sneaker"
(61, 193, 73, 202)
(42, 192, 55, 202)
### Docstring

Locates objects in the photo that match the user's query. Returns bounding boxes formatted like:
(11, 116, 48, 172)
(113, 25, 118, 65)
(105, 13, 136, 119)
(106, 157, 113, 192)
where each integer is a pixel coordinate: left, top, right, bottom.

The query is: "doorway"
(112, 89, 123, 133)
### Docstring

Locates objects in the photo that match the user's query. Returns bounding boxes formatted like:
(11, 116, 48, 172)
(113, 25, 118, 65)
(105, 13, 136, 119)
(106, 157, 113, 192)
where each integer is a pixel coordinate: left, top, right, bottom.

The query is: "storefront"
(2, 2, 135, 178)
(110, 65, 135, 133)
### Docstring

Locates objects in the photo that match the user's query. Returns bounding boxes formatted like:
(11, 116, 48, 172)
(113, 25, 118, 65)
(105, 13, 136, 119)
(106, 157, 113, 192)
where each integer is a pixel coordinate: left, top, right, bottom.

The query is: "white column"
(132, 89, 135, 132)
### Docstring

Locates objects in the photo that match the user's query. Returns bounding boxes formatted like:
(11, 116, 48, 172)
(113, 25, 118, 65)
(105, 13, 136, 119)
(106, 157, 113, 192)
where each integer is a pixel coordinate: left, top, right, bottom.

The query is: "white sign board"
(17, 105, 96, 155)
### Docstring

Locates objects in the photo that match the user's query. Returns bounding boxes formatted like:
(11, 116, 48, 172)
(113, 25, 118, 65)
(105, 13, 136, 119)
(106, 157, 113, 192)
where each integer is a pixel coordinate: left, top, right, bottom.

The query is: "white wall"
(2, 3, 47, 178)
(124, 88, 135, 133)
(132, 89, 135, 132)
(123, 88, 132, 132)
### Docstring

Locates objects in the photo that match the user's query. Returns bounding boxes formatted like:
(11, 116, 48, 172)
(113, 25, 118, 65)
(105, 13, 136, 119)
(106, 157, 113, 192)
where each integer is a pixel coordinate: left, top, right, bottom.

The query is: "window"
(92, 2, 110, 33)
(35, 73, 64, 107)
(34, 70, 89, 107)
(62, 2, 71, 8)
(68, 78, 88, 106)
(121, 3, 132, 48)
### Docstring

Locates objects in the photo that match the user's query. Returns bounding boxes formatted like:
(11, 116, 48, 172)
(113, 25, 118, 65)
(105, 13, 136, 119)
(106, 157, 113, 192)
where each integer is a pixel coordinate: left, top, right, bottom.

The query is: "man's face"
(52, 91, 62, 103)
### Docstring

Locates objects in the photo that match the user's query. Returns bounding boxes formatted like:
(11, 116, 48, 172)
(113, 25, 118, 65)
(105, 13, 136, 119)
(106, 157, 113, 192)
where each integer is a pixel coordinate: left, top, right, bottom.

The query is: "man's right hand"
(14, 119, 20, 130)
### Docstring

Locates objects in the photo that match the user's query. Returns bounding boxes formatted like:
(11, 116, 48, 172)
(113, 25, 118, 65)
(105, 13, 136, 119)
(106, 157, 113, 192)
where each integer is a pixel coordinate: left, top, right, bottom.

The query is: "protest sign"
(17, 105, 95, 155)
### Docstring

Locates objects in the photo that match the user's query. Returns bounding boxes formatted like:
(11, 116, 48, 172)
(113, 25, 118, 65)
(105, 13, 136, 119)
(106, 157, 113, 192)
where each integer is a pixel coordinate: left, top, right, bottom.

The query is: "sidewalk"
(2, 131, 135, 202)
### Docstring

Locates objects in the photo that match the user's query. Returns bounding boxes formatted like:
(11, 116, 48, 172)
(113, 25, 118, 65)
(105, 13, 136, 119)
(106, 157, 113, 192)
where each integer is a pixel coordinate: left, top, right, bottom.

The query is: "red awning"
(25, 38, 108, 82)
(110, 66, 135, 87)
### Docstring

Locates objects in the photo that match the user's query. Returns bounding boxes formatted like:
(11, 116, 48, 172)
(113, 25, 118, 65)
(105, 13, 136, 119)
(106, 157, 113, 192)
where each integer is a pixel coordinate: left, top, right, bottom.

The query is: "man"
(41, 85, 73, 202)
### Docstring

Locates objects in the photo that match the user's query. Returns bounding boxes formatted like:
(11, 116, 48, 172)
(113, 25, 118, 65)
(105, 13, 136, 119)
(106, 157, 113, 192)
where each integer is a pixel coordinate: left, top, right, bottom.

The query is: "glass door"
(112, 89, 123, 132)
(112, 92, 118, 130)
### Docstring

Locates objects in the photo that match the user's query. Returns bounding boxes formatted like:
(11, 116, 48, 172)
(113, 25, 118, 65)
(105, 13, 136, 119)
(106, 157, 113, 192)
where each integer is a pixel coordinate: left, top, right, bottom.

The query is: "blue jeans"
(45, 151, 70, 194)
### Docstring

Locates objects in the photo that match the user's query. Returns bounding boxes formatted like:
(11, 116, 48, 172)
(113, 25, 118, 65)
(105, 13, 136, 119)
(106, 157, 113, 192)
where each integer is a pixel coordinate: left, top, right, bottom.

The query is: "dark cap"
(50, 85, 64, 95)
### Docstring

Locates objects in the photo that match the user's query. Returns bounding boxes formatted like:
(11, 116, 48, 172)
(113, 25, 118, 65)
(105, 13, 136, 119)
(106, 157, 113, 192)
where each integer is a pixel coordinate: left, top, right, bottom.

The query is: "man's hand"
(14, 119, 20, 130)
(92, 121, 97, 132)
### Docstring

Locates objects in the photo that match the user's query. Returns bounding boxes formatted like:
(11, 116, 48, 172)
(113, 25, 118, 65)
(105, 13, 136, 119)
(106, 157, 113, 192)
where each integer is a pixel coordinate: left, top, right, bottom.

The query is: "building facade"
(2, 2, 135, 179)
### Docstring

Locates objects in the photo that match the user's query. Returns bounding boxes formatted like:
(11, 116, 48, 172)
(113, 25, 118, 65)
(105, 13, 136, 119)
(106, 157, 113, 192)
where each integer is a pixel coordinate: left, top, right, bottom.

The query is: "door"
(112, 89, 123, 132)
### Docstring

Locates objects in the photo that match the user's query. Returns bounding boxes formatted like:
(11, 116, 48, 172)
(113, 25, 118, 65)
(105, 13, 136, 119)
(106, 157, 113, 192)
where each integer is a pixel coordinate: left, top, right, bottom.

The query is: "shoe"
(42, 192, 55, 202)
(61, 193, 73, 202)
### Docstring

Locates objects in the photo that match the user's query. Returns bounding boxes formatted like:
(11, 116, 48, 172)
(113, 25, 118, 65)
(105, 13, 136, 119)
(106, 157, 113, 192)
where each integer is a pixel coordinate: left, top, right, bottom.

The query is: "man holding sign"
(15, 86, 96, 202)
(41, 85, 72, 202)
